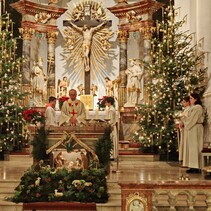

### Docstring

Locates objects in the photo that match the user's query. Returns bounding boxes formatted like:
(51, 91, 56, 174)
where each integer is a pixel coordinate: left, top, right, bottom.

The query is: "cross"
(63, 3, 112, 94)
(70, 109, 77, 117)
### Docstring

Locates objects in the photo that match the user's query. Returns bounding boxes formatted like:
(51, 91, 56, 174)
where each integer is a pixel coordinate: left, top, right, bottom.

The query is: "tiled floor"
(0, 157, 208, 211)
(0, 157, 205, 182)
(108, 160, 205, 182)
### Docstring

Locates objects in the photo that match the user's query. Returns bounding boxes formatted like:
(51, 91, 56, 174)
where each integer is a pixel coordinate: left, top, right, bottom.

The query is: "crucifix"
(63, 3, 112, 94)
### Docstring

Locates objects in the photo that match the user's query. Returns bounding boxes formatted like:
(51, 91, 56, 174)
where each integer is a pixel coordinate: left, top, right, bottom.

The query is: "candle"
(105, 106, 109, 119)
(95, 106, 99, 119)
(85, 105, 89, 119)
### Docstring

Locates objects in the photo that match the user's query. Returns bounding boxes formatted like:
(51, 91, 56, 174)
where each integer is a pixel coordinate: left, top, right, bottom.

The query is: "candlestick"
(105, 106, 109, 119)
(95, 106, 99, 119)
(85, 105, 89, 119)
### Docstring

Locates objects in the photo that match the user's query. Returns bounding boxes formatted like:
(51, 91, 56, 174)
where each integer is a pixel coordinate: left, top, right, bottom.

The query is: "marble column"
(118, 30, 129, 108)
(139, 21, 154, 104)
(46, 31, 58, 99)
(19, 28, 34, 106)
(140, 21, 154, 63)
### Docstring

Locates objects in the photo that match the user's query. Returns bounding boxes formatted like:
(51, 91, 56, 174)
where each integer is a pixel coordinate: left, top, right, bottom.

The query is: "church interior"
(1, 0, 211, 210)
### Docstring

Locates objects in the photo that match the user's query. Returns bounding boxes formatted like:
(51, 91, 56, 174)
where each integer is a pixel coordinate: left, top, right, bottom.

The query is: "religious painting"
(126, 192, 148, 211)
(80, 94, 94, 110)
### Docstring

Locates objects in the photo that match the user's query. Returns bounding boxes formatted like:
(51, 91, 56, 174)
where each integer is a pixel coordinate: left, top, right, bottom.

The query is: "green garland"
(95, 127, 112, 169)
(12, 167, 108, 203)
(31, 126, 48, 162)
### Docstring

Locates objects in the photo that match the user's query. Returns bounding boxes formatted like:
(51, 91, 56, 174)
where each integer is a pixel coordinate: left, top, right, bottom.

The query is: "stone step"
(7, 154, 33, 162)
(107, 180, 121, 200)
(119, 154, 160, 162)
(0, 201, 121, 211)
(0, 180, 19, 201)
(96, 199, 121, 211)
(0, 201, 23, 211)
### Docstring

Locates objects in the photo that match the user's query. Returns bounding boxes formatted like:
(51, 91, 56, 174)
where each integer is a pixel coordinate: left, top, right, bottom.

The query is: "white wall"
(175, 0, 211, 142)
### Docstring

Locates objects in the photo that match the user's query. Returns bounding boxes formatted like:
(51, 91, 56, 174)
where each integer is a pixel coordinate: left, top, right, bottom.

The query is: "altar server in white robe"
(45, 96, 58, 127)
(178, 96, 191, 164)
(105, 97, 118, 160)
(184, 93, 204, 173)
(59, 89, 86, 126)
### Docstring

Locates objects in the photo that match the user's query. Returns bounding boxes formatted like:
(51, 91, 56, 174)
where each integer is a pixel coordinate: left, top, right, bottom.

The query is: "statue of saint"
(69, 21, 106, 72)
(125, 59, 144, 107)
(31, 58, 48, 106)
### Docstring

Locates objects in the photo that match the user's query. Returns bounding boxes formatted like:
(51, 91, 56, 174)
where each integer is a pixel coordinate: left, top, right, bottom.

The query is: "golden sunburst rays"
(63, 0, 113, 82)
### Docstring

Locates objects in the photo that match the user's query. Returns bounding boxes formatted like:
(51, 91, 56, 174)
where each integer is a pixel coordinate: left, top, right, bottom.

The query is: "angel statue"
(77, 84, 84, 96)
(58, 76, 70, 97)
(68, 21, 107, 72)
(34, 12, 51, 24)
(91, 84, 98, 96)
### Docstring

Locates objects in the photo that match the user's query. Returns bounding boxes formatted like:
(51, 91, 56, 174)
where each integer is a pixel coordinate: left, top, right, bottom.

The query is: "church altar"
(54, 110, 119, 125)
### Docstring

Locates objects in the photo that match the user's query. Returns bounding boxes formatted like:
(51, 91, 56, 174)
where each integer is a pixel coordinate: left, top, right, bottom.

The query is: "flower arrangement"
(58, 96, 69, 110)
(23, 108, 45, 125)
(11, 167, 108, 203)
(97, 96, 107, 110)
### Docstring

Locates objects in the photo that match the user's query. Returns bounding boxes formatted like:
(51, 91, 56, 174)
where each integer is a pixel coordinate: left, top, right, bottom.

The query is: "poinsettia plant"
(97, 96, 107, 110)
(58, 96, 69, 110)
(23, 108, 45, 125)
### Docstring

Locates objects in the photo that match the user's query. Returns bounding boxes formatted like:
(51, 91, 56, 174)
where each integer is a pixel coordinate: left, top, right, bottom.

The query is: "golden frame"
(126, 192, 148, 211)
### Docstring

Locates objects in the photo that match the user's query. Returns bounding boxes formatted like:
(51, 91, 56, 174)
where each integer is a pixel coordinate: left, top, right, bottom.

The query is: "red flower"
(97, 96, 108, 109)
(59, 96, 69, 110)
(75, 102, 79, 106)
(23, 108, 45, 124)
(59, 96, 69, 102)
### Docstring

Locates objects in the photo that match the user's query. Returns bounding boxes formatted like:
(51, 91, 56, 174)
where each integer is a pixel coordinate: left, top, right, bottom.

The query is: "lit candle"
(86, 105, 89, 119)
(105, 106, 109, 119)
(95, 106, 99, 119)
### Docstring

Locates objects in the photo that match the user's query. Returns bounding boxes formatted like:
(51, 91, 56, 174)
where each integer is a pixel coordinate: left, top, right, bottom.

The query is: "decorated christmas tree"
(134, 4, 208, 160)
(0, 10, 28, 153)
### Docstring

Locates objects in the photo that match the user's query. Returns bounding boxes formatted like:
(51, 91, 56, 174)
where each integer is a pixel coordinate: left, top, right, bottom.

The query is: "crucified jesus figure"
(69, 21, 106, 72)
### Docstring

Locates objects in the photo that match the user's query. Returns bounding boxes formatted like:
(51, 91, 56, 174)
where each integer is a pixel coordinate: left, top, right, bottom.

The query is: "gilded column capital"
(117, 30, 129, 43)
(139, 25, 155, 40)
(19, 28, 34, 40)
(46, 31, 59, 44)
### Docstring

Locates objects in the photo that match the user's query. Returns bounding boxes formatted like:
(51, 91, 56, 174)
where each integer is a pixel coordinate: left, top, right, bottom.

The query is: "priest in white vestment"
(184, 93, 204, 173)
(59, 89, 86, 126)
(45, 96, 58, 127)
(178, 96, 191, 164)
